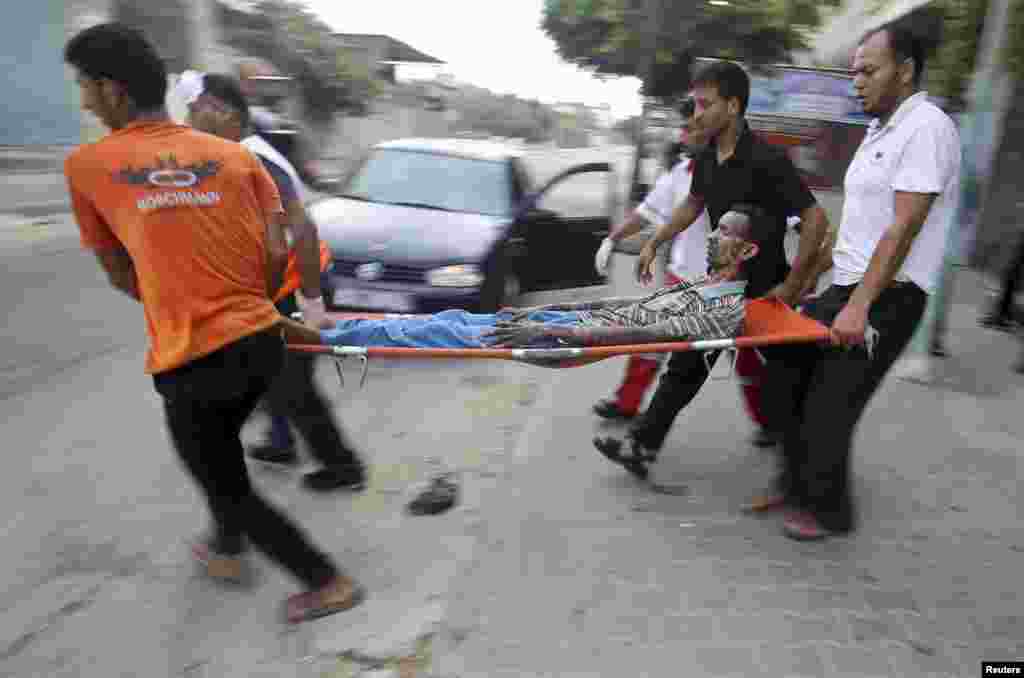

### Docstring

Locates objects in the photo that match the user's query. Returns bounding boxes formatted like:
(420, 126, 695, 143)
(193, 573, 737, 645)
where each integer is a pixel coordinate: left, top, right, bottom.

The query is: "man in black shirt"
(594, 60, 832, 479)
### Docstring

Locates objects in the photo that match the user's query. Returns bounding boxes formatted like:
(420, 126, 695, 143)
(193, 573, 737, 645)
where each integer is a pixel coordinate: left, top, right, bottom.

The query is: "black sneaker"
(406, 473, 459, 515)
(248, 444, 300, 468)
(301, 465, 367, 493)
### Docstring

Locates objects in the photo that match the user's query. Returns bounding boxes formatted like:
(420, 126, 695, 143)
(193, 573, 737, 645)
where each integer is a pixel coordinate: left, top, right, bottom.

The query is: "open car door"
(513, 162, 617, 291)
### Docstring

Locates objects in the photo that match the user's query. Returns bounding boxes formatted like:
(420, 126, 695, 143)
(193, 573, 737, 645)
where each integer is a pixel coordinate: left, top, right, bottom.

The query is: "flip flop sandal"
(781, 510, 832, 541)
(406, 474, 459, 515)
(284, 584, 367, 624)
(191, 540, 246, 583)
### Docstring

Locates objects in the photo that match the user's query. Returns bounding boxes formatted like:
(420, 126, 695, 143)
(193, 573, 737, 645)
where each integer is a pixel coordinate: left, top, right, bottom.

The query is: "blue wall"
(0, 0, 80, 146)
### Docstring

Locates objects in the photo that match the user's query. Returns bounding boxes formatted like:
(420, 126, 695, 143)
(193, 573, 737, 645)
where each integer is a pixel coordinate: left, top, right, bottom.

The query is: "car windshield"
(342, 149, 511, 216)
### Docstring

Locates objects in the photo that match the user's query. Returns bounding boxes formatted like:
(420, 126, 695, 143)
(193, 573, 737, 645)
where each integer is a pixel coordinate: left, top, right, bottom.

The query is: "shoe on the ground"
(191, 538, 247, 583)
(979, 314, 1015, 332)
(781, 509, 833, 541)
(406, 473, 459, 515)
(302, 464, 367, 492)
(593, 435, 655, 480)
(284, 575, 366, 624)
(247, 444, 300, 468)
(592, 398, 639, 421)
(750, 428, 780, 448)
(741, 493, 787, 515)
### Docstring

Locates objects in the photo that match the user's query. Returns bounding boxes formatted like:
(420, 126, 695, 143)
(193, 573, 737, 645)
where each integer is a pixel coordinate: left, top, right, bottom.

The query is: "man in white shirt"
(757, 26, 961, 540)
(591, 96, 716, 421)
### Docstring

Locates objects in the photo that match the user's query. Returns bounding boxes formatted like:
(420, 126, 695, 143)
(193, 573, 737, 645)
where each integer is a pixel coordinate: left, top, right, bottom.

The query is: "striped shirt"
(574, 277, 747, 343)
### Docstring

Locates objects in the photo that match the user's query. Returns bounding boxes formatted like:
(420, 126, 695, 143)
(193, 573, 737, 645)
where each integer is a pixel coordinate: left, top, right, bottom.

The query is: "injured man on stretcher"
(284, 207, 764, 349)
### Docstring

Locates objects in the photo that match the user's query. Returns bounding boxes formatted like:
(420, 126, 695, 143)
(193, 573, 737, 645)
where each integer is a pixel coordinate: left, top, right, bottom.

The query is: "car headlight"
(427, 264, 485, 287)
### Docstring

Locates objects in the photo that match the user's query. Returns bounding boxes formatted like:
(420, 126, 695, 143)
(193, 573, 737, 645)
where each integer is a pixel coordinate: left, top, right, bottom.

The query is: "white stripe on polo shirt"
(832, 92, 961, 294)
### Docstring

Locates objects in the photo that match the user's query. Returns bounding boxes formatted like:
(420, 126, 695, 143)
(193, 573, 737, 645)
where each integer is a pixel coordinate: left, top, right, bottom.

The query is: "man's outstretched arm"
(488, 303, 744, 347)
(566, 303, 744, 346)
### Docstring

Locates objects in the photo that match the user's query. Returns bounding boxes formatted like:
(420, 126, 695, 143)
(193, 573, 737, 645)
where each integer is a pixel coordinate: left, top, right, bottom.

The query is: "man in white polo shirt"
(757, 25, 961, 540)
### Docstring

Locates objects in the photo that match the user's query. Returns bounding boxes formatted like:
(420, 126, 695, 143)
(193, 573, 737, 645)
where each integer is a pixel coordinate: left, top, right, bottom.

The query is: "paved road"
(1, 149, 1021, 677)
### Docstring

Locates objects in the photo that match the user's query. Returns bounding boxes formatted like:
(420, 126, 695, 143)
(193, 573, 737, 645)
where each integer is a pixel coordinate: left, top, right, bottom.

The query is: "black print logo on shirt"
(112, 154, 222, 188)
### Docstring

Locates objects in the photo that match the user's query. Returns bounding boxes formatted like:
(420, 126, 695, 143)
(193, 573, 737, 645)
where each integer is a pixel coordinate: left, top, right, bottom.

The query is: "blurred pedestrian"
(181, 73, 368, 492)
(63, 23, 364, 622)
(760, 26, 961, 540)
(979, 231, 1024, 332)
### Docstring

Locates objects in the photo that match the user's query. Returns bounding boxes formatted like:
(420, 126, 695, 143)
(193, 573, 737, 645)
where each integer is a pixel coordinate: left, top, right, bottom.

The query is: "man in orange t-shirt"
(63, 23, 363, 623)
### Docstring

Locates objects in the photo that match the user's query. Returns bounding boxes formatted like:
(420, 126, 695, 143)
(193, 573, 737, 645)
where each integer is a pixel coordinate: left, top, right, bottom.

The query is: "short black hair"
(862, 24, 926, 87)
(692, 60, 750, 116)
(64, 23, 167, 110)
(200, 73, 252, 130)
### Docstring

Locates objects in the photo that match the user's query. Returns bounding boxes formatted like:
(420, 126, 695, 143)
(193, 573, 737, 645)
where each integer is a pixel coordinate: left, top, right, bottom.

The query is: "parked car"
(309, 138, 617, 313)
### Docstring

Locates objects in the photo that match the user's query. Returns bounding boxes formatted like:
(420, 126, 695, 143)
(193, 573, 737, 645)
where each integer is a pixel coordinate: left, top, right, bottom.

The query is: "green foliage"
(541, 0, 841, 101)
(927, 0, 990, 107)
(216, 0, 378, 122)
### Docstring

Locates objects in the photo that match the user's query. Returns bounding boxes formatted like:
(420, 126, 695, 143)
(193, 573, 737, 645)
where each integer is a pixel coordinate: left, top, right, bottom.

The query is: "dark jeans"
(153, 328, 338, 589)
(629, 350, 721, 451)
(263, 293, 361, 469)
(993, 233, 1024, 320)
(761, 282, 927, 532)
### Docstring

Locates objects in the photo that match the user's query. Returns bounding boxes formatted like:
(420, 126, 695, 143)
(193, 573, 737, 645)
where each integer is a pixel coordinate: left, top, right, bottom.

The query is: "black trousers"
(761, 282, 927, 532)
(262, 293, 361, 468)
(629, 349, 721, 451)
(153, 328, 338, 589)
(994, 233, 1024, 320)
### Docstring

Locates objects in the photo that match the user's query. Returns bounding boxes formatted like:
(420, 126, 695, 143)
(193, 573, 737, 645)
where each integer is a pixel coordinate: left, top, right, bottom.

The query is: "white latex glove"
(594, 237, 614, 276)
(296, 292, 333, 330)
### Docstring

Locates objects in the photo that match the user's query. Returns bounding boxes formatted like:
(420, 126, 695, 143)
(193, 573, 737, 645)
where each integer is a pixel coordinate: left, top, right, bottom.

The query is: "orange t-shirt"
(275, 240, 331, 302)
(65, 120, 285, 374)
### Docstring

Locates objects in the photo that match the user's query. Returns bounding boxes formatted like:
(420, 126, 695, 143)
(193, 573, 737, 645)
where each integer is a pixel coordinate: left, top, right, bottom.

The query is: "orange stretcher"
(287, 298, 832, 388)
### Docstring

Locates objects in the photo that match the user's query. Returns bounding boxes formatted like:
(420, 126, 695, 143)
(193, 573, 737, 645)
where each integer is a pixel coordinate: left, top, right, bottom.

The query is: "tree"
(927, 0, 990, 108)
(216, 0, 378, 123)
(541, 0, 842, 101)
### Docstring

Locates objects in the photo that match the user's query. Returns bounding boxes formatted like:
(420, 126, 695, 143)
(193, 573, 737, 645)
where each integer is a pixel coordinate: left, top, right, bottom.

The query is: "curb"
(0, 201, 70, 218)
